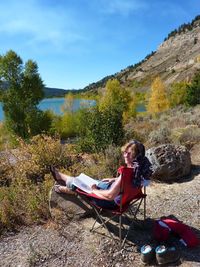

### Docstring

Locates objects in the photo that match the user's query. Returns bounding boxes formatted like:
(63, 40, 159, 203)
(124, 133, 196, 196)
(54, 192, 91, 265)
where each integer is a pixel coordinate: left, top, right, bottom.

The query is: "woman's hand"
(91, 184, 98, 190)
(102, 178, 116, 183)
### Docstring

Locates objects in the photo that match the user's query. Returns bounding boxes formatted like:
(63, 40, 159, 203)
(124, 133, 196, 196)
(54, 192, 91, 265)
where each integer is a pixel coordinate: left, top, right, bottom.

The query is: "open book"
(72, 173, 99, 193)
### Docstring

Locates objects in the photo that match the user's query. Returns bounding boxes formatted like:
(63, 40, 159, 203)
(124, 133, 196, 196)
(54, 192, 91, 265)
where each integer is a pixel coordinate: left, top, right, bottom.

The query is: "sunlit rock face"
(146, 144, 191, 182)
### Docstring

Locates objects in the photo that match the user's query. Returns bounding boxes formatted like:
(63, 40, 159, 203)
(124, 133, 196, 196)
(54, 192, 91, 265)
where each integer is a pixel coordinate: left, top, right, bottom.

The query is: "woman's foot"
(54, 185, 76, 195)
(50, 166, 66, 186)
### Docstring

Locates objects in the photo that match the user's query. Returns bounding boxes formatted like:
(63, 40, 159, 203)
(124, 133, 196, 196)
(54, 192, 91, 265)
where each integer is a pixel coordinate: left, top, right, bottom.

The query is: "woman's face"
(123, 147, 134, 166)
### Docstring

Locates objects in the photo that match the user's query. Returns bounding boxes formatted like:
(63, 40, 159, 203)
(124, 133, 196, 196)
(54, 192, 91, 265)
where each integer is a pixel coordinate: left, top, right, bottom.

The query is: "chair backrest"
(119, 167, 144, 207)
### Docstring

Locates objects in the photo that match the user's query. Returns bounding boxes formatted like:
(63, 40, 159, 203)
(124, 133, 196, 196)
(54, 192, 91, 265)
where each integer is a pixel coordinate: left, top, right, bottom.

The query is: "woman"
(50, 140, 152, 209)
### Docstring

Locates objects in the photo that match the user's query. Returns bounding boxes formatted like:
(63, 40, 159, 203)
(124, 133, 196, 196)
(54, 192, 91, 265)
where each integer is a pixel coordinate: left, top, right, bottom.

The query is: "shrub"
(171, 125, 200, 148)
(169, 81, 188, 107)
(148, 125, 171, 146)
(51, 109, 86, 139)
(0, 123, 20, 151)
(69, 145, 122, 180)
(78, 106, 124, 153)
(0, 175, 53, 233)
(0, 135, 78, 233)
(124, 115, 158, 144)
(185, 71, 200, 106)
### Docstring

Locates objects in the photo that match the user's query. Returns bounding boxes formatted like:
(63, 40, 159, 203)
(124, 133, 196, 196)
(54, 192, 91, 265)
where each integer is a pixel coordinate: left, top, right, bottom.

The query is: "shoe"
(54, 185, 76, 195)
(140, 244, 155, 265)
(156, 245, 180, 265)
(50, 166, 66, 186)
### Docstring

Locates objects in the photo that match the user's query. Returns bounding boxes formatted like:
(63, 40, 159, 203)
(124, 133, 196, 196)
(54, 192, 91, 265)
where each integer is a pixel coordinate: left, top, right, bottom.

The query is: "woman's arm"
(91, 176, 121, 201)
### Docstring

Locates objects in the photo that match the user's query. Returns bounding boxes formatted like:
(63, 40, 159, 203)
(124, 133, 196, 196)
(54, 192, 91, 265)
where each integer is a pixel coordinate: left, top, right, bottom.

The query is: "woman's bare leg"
(54, 169, 74, 183)
(53, 169, 75, 194)
(54, 184, 75, 194)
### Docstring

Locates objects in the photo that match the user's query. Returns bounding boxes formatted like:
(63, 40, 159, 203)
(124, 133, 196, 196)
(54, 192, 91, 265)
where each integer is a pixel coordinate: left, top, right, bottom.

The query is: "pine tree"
(185, 71, 200, 106)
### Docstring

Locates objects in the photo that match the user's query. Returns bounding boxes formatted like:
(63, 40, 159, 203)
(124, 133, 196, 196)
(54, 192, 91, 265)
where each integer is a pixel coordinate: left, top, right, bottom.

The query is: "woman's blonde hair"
(121, 141, 139, 159)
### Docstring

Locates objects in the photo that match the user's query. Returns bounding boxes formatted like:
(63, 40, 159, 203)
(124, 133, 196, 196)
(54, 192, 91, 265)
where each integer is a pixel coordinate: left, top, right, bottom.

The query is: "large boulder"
(146, 144, 191, 182)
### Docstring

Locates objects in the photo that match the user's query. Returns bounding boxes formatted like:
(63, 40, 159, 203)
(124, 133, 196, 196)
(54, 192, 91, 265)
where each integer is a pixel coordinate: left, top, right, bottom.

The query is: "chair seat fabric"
(76, 166, 146, 212)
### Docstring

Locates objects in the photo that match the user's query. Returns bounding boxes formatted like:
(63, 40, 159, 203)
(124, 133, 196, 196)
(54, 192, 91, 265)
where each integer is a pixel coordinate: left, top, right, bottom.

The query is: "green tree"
(147, 76, 169, 115)
(185, 71, 200, 106)
(78, 106, 124, 152)
(169, 81, 188, 107)
(78, 79, 131, 152)
(99, 79, 131, 113)
(0, 50, 46, 138)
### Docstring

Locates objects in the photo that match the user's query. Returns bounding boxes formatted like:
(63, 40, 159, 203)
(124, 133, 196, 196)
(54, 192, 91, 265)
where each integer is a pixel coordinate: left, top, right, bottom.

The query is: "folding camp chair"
(76, 167, 147, 249)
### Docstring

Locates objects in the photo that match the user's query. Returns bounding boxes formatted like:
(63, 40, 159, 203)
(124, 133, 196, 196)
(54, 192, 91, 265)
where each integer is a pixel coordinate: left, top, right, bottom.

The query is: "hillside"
(44, 87, 69, 98)
(83, 15, 200, 93)
(0, 83, 69, 98)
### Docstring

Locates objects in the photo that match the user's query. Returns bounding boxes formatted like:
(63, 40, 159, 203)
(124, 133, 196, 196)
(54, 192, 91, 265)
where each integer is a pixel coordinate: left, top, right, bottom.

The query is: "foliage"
(77, 79, 132, 152)
(124, 117, 156, 144)
(164, 15, 200, 41)
(99, 79, 131, 113)
(69, 145, 123, 181)
(130, 79, 143, 89)
(0, 122, 20, 151)
(0, 135, 78, 232)
(78, 106, 124, 152)
(135, 92, 146, 102)
(147, 76, 169, 115)
(185, 71, 200, 106)
(123, 96, 137, 122)
(0, 50, 49, 139)
(171, 125, 200, 149)
(0, 175, 52, 232)
(169, 81, 188, 107)
(148, 125, 171, 146)
(54, 112, 79, 139)
(61, 92, 75, 113)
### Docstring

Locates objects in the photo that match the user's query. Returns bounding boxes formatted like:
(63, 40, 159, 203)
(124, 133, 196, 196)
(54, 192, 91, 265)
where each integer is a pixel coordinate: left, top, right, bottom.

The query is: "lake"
(0, 98, 146, 121)
(0, 98, 96, 121)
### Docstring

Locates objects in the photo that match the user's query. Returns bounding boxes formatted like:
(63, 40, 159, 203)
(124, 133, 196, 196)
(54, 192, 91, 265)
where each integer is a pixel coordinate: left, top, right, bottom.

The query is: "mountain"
(83, 15, 200, 93)
(44, 87, 69, 97)
(0, 83, 70, 98)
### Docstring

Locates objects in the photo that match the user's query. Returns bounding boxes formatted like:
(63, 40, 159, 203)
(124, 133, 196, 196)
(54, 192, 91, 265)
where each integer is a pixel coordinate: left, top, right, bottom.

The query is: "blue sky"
(0, 0, 200, 89)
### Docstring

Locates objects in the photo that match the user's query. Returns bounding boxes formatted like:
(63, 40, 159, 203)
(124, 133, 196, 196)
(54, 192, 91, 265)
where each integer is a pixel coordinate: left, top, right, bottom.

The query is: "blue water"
(0, 98, 96, 121)
(0, 98, 146, 121)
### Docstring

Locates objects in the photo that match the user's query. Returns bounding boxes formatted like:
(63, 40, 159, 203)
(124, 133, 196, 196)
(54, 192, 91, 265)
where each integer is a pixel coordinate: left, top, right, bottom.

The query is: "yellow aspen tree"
(123, 94, 137, 122)
(147, 76, 169, 115)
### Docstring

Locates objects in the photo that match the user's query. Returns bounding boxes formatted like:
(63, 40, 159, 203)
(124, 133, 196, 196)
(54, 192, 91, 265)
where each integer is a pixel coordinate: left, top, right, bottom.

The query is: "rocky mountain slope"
(83, 15, 200, 93)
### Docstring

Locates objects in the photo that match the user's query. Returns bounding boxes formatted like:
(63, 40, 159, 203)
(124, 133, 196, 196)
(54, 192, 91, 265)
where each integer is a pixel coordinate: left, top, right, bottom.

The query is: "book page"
(72, 173, 99, 193)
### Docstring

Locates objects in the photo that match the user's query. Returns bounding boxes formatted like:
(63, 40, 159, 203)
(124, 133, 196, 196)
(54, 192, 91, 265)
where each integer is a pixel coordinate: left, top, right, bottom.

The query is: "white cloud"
(98, 0, 148, 16)
(0, 0, 87, 51)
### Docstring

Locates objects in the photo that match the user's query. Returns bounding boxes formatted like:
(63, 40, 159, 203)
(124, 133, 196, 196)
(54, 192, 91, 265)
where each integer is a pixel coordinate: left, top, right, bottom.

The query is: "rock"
(190, 143, 200, 165)
(146, 144, 191, 182)
(49, 185, 93, 219)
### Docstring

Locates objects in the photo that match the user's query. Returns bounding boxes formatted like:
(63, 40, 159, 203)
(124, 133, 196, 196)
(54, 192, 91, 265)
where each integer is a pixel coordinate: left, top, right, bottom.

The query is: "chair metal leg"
(144, 196, 146, 220)
(119, 215, 122, 249)
(91, 206, 115, 242)
(144, 187, 146, 220)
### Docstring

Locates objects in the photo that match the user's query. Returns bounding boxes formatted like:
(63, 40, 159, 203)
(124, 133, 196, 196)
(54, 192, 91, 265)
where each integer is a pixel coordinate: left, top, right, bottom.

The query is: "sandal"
(54, 185, 76, 195)
(50, 166, 66, 186)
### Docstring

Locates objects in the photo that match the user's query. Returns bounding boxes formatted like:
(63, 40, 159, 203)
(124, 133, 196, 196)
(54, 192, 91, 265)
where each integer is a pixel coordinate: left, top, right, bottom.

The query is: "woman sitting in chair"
(50, 140, 152, 209)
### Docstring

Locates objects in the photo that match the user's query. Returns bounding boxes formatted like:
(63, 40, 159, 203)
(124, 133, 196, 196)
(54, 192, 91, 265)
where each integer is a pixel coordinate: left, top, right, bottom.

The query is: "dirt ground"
(0, 147, 199, 267)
